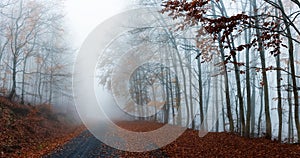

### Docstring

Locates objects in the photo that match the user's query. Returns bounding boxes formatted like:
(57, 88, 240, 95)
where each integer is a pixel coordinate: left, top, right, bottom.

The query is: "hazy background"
(65, 0, 130, 48)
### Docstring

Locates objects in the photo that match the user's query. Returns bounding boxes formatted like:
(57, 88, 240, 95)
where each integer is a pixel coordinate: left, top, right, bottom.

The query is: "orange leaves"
(162, 0, 211, 32)
(116, 121, 300, 157)
(0, 97, 84, 157)
(163, 130, 300, 157)
(195, 35, 216, 62)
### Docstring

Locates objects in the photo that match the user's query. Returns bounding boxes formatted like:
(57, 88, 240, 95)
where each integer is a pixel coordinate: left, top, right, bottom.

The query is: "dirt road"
(44, 129, 168, 158)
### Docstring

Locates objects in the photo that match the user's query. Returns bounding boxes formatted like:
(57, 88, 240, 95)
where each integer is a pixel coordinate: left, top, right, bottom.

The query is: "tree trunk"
(215, 73, 219, 132)
(253, 0, 272, 139)
(258, 87, 264, 136)
(21, 59, 26, 104)
(164, 67, 170, 124)
(197, 57, 204, 127)
(211, 0, 234, 132)
(276, 54, 282, 142)
(233, 54, 245, 136)
(171, 50, 182, 126)
(186, 41, 194, 129)
(245, 26, 252, 138)
(277, 0, 300, 143)
(251, 53, 257, 137)
(8, 57, 17, 100)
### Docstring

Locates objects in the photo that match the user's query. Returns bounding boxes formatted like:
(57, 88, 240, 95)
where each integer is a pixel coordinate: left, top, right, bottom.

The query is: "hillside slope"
(0, 97, 84, 157)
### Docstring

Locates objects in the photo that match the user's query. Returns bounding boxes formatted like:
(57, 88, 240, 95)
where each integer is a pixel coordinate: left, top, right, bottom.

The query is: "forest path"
(43, 122, 168, 158)
(43, 121, 300, 157)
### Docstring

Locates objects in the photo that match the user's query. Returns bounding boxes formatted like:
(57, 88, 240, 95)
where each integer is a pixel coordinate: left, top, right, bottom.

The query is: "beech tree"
(162, 0, 300, 141)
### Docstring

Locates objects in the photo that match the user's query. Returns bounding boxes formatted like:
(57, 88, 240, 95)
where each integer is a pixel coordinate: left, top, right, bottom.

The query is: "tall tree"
(252, 0, 272, 140)
(276, 0, 300, 142)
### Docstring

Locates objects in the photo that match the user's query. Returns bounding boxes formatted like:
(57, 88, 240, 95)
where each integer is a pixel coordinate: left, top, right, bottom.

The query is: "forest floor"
(0, 97, 85, 158)
(1, 97, 299, 157)
(47, 120, 300, 157)
(116, 121, 300, 157)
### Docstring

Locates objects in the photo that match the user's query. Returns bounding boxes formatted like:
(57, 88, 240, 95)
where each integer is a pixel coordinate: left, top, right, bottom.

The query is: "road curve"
(44, 130, 169, 158)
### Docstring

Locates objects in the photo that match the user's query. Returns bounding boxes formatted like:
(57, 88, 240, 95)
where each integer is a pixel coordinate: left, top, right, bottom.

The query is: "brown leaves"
(162, 0, 289, 66)
(195, 34, 216, 62)
(165, 129, 300, 157)
(0, 97, 84, 158)
(163, 0, 254, 64)
(116, 121, 300, 157)
(162, 0, 211, 31)
(255, 21, 283, 56)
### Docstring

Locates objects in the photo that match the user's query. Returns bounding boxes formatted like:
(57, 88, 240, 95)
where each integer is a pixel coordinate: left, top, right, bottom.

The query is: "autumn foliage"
(0, 97, 84, 157)
(116, 121, 300, 157)
(160, 0, 300, 141)
(162, 0, 283, 62)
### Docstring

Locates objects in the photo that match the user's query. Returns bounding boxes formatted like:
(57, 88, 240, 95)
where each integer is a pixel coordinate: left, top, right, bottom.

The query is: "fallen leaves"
(114, 121, 300, 157)
(0, 97, 85, 158)
(3, 104, 299, 158)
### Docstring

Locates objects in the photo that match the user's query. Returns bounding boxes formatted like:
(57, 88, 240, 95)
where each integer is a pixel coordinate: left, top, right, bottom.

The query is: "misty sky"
(65, 0, 130, 48)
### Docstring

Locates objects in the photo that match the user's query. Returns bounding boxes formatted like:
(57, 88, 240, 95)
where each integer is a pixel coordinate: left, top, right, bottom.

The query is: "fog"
(2, 0, 299, 152)
(65, 0, 129, 48)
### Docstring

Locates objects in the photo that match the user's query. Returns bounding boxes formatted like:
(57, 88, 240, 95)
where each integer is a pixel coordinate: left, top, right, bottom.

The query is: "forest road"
(43, 122, 169, 158)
